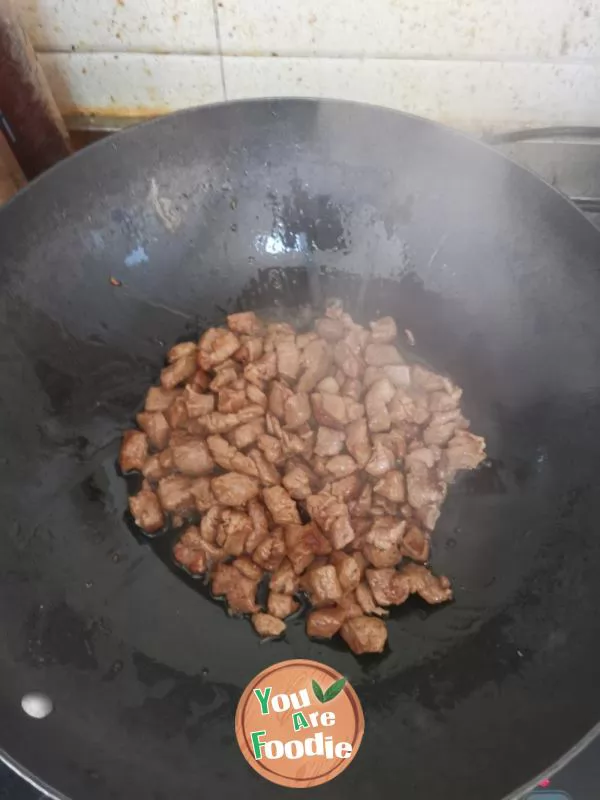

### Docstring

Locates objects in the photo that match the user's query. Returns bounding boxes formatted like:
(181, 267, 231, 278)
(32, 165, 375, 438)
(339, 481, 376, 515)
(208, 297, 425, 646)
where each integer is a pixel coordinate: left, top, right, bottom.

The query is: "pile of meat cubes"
(120, 304, 485, 654)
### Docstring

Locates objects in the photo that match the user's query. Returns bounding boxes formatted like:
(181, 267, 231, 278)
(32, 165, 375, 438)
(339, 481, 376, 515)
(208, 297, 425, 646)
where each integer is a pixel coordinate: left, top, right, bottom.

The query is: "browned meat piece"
(306, 492, 356, 550)
(161, 353, 197, 390)
(333, 340, 363, 379)
(337, 591, 363, 619)
(207, 435, 258, 477)
(252, 613, 286, 637)
(167, 341, 197, 362)
(365, 378, 395, 433)
(172, 439, 215, 476)
(159, 448, 175, 470)
(297, 339, 331, 392)
(269, 380, 293, 419)
(244, 351, 277, 386)
(340, 616, 387, 654)
(374, 429, 407, 459)
(340, 378, 361, 401)
(142, 454, 167, 483)
(405, 445, 440, 469)
(355, 581, 388, 617)
(423, 408, 467, 447)
(218, 508, 253, 555)
(263, 486, 300, 525)
(217, 384, 248, 414)
(200, 405, 263, 434)
(325, 454, 357, 479)
(411, 364, 452, 393)
(129, 489, 164, 533)
(372, 496, 399, 517)
(233, 556, 264, 581)
(429, 385, 462, 411)
(345, 418, 371, 467)
(235, 336, 264, 364)
(200, 505, 223, 543)
(145, 386, 180, 412)
(305, 564, 343, 606)
(389, 387, 430, 426)
(268, 592, 299, 619)
(415, 503, 442, 531)
(366, 516, 406, 550)
(227, 311, 263, 335)
(365, 343, 403, 367)
(282, 465, 314, 500)
(365, 439, 395, 477)
(343, 324, 370, 354)
(165, 396, 189, 429)
(349, 482, 373, 517)
(344, 398, 365, 423)
(311, 393, 347, 429)
(189, 368, 211, 391)
(228, 418, 265, 450)
(296, 331, 319, 349)
(285, 523, 331, 574)
(246, 383, 268, 410)
(306, 607, 346, 639)
(248, 448, 281, 486)
(366, 568, 410, 606)
(369, 316, 397, 343)
(157, 475, 195, 513)
(374, 469, 406, 503)
(276, 338, 301, 382)
(406, 460, 446, 511)
(211, 472, 260, 506)
(270, 558, 300, 594)
(257, 433, 284, 464)
(396, 562, 453, 604)
(119, 430, 148, 472)
(328, 474, 362, 502)
(330, 551, 361, 593)
(439, 430, 486, 480)
(363, 542, 403, 568)
(184, 385, 215, 418)
(198, 327, 240, 371)
(190, 476, 216, 512)
(315, 317, 345, 341)
(246, 498, 270, 552)
(383, 364, 411, 388)
(212, 563, 259, 614)
(284, 392, 311, 430)
(363, 366, 385, 389)
(401, 524, 430, 562)
(265, 322, 296, 345)
(253, 528, 286, 571)
(314, 426, 346, 458)
(173, 526, 208, 573)
(136, 411, 170, 451)
(317, 376, 340, 394)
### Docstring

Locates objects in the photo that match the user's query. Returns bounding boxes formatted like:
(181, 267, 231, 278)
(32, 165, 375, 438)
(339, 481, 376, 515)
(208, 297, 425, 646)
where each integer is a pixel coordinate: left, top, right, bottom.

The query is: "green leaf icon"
(312, 679, 325, 703)
(323, 677, 346, 702)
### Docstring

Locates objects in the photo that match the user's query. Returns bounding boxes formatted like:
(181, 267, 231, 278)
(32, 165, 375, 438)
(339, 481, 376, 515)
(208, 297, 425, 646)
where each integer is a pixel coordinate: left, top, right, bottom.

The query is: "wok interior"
(0, 100, 599, 800)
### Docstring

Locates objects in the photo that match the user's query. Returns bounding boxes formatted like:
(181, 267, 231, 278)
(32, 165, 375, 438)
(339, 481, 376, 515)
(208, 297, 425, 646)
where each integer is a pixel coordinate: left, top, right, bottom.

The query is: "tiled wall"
(20, 0, 600, 132)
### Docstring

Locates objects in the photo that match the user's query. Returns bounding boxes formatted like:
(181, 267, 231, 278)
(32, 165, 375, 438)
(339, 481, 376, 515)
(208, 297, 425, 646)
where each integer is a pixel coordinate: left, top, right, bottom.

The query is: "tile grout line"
(210, 0, 228, 101)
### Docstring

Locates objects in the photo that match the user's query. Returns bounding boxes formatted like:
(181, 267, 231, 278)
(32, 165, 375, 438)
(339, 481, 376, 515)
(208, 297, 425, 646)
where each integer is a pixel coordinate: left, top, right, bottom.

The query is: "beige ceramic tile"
(40, 53, 224, 115)
(223, 56, 600, 131)
(21, 0, 218, 53)
(217, 0, 600, 59)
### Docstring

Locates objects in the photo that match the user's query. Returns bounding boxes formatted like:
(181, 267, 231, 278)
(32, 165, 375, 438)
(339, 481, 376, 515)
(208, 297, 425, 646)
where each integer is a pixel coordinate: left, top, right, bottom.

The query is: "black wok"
(0, 99, 599, 800)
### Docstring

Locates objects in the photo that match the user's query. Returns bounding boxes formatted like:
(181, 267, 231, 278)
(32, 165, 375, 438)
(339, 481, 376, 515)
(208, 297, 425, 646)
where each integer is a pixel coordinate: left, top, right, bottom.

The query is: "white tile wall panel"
(21, 0, 218, 53)
(217, 0, 599, 59)
(39, 53, 224, 115)
(223, 56, 600, 131)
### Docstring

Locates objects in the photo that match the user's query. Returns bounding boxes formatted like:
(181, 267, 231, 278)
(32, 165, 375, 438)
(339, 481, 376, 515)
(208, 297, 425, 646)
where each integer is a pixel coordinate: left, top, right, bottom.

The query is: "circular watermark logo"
(235, 659, 364, 788)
